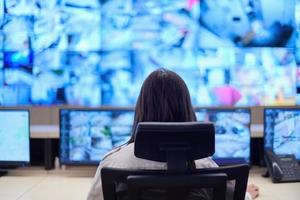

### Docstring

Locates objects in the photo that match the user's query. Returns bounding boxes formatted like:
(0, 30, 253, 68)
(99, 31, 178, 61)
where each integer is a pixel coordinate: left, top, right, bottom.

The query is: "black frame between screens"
(59, 107, 135, 166)
(0, 109, 30, 167)
(263, 106, 300, 161)
(194, 107, 252, 166)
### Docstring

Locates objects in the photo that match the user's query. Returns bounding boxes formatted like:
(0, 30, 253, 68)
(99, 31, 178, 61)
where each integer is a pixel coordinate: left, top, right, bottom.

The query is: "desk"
(248, 168, 300, 200)
(0, 167, 93, 200)
(30, 125, 59, 169)
(30, 125, 59, 139)
(0, 167, 299, 200)
(30, 124, 264, 138)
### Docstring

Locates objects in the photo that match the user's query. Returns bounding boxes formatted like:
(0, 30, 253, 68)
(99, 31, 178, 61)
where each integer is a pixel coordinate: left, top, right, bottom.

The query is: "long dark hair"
(128, 68, 196, 143)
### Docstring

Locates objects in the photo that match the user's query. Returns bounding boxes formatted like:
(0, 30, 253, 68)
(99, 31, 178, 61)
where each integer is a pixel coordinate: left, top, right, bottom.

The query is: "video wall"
(0, 0, 299, 106)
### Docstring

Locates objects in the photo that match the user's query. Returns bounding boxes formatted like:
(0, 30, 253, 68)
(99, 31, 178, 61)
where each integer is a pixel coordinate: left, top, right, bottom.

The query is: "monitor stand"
(0, 170, 8, 177)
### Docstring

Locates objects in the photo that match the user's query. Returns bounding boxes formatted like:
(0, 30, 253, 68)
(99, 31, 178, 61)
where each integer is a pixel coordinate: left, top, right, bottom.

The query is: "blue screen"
(195, 108, 251, 165)
(0, 0, 299, 106)
(199, 0, 296, 48)
(264, 108, 300, 160)
(0, 110, 30, 164)
(59, 109, 134, 165)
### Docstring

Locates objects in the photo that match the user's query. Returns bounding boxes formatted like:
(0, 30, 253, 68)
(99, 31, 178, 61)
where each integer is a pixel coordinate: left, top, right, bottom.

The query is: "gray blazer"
(87, 143, 252, 200)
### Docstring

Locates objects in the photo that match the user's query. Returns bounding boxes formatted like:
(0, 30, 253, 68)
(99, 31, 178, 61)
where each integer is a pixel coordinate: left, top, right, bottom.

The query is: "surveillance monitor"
(195, 108, 251, 165)
(0, 109, 30, 166)
(59, 108, 134, 165)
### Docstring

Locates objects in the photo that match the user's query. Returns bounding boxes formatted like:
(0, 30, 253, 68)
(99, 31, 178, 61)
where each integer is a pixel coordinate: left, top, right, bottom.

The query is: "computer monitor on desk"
(59, 108, 134, 165)
(0, 110, 30, 167)
(195, 108, 251, 165)
(264, 108, 300, 161)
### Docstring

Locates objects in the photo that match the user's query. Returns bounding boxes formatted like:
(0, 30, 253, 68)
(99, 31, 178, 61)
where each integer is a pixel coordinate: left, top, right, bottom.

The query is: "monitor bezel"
(59, 107, 135, 166)
(0, 109, 30, 166)
(263, 107, 300, 161)
(194, 107, 252, 166)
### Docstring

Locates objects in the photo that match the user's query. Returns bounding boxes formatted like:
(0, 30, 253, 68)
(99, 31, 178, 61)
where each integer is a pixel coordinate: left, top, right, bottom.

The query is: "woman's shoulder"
(195, 157, 219, 168)
(102, 143, 133, 161)
(99, 143, 166, 170)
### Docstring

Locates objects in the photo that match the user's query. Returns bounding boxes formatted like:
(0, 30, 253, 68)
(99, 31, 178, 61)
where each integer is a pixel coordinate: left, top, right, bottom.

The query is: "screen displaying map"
(0, 110, 30, 163)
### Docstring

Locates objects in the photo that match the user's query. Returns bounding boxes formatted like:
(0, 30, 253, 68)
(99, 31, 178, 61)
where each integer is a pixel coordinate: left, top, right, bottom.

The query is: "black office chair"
(101, 122, 249, 200)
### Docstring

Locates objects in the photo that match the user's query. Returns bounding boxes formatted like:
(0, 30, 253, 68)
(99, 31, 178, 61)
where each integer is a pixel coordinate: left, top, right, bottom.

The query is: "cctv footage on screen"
(59, 109, 134, 164)
(0, 0, 299, 107)
(196, 109, 251, 164)
(264, 109, 300, 160)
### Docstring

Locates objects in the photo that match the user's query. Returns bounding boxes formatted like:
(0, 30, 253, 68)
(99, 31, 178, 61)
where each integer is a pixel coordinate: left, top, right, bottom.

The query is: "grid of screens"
(264, 108, 300, 160)
(0, 0, 299, 107)
(195, 108, 251, 165)
(59, 109, 134, 165)
(0, 110, 30, 165)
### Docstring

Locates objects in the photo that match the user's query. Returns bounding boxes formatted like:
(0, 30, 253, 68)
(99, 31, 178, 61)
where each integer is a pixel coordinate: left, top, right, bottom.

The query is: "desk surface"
(247, 168, 300, 200)
(30, 124, 264, 138)
(0, 167, 299, 200)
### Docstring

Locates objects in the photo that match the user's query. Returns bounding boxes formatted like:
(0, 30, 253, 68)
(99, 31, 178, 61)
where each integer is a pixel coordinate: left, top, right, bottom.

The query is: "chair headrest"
(134, 122, 215, 162)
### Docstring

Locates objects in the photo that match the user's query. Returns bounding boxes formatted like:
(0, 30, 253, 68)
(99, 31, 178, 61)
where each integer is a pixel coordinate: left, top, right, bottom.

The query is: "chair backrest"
(101, 164, 249, 200)
(101, 122, 249, 200)
(127, 173, 227, 200)
(134, 122, 215, 173)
